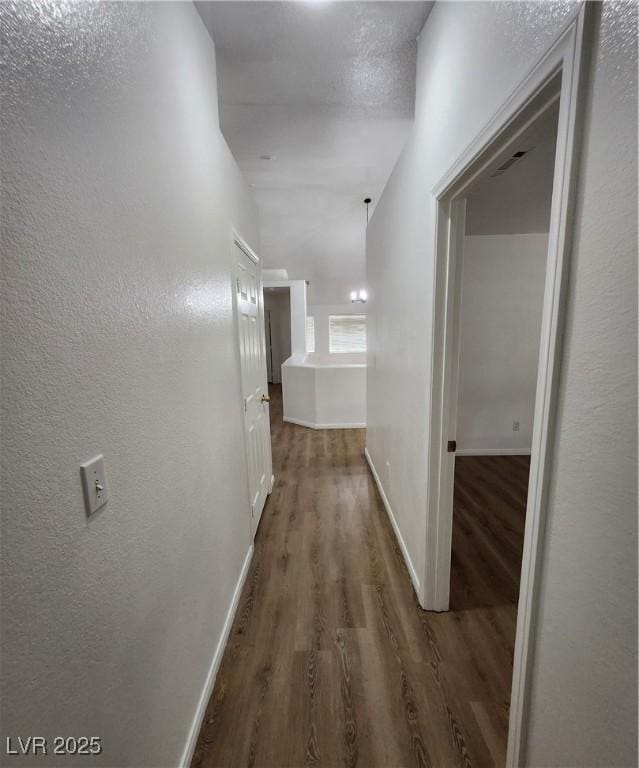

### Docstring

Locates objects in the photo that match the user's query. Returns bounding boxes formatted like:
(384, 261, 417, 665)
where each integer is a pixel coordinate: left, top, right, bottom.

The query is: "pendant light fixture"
(351, 197, 371, 304)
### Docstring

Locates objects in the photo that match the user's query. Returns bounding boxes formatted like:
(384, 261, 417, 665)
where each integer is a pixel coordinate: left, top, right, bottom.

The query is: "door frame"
(265, 308, 274, 384)
(231, 230, 274, 538)
(424, 5, 592, 766)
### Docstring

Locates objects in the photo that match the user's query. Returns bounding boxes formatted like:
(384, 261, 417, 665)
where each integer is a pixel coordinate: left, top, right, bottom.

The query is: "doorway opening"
(450, 101, 559, 616)
(442, 95, 562, 765)
(264, 286, 291, 386)
(425, 8, 590, 766)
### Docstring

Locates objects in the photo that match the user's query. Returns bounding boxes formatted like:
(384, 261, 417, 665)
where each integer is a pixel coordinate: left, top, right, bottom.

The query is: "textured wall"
(457, 234, 548, 454)
(525, 3, 638, 763)
(366, 1, 637, 765)
(1, 2, 257, 766)
(366, 0, 581, 604)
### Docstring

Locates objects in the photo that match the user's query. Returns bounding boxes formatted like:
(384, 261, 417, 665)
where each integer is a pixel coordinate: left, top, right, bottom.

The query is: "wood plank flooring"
(191, 385, 529, 768)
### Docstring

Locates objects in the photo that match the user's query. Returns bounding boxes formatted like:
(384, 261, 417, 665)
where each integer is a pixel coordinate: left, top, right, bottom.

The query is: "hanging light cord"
(364, 197, 371, 224)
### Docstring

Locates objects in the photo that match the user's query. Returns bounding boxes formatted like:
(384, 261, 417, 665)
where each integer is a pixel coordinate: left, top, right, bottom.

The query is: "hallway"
(192, 386, 526, 768)
(2, 3, 637, 765)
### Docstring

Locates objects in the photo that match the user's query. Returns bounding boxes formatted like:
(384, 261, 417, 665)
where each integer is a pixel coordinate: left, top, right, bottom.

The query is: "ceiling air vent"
(490, 149, 530, 178)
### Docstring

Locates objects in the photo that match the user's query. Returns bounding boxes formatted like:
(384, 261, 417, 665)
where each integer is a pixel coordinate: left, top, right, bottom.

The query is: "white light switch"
(80, 454, 109, 516)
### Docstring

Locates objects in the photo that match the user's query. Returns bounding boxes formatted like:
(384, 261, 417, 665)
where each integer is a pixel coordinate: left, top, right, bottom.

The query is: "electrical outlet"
(512, 420, 520, 432)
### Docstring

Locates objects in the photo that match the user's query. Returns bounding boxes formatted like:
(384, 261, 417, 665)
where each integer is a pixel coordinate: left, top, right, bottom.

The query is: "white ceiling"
(195, 1, 433, 305)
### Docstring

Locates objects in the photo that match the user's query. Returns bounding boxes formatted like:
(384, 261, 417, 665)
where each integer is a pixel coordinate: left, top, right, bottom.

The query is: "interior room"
(451, 102, 559, 605)
(447, 105, 560, 750)
(1, 3, 636, 768)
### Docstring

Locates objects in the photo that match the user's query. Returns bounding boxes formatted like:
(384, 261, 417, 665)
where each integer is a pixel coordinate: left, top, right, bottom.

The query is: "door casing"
(424, 6, 593, 767)
(232, 232, 274, 539)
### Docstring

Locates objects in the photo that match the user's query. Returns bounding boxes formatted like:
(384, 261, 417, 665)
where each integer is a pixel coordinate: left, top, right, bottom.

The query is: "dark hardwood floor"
(191, 385, 529, 768)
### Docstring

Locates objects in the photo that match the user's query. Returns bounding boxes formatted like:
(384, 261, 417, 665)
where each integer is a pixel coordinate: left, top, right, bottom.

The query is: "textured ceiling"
(195, 1, 433, 304)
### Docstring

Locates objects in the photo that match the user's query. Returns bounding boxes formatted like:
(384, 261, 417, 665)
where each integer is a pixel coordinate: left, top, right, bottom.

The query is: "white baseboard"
(364, 447, 420, 597)
(180, 544, 254, 768)
(284, 416, 366, 430)
(455, 447, 531, 456)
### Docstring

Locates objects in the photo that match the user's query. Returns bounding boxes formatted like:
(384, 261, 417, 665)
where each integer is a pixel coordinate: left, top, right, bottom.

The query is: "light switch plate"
(80, 454, 109, 516)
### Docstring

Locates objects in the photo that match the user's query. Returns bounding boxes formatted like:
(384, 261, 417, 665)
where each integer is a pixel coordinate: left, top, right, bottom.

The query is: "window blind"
(329, 314, 366, 353)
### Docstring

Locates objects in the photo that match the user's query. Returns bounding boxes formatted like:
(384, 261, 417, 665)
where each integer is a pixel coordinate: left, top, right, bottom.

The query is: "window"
(306, 315, 315, 353)
(329, 314, 366, 353)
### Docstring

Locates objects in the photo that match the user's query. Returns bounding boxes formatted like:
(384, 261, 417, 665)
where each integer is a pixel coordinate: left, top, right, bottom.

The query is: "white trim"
(427, 196, 467, 613)
(283, 360, 366, 370)
(283, 416, 366, 430)
(455, 448, 532, 456)
(364, 447, 421, 597)
(233, 231, 260, 265)
(423, 7, 592, 768)
(179, 545, 254, 768)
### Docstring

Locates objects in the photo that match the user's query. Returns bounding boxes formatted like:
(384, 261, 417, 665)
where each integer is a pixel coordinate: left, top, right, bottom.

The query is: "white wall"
(282, 356, 366, 429)
(366, 2, 637, 766)
(264, 290, 291, 384)
(457, 234, 547, 454)
(262, 268, 289, 281)
(308, 303, 367, 363)
(1, 4, 257, 766)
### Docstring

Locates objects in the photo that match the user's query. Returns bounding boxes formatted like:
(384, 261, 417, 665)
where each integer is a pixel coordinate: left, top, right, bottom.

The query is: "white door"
(234, 239, 273, 536)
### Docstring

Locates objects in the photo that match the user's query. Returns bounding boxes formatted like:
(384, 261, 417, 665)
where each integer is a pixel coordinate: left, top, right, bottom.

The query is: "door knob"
(261, 394, 271, 403)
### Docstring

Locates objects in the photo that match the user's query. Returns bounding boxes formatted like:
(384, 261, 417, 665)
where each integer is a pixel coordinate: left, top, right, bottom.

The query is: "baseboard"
(455, 447, 531, 456)
(284, 416, 366, 430)
(179, 544, 254, 768)
(364, 447, 420, 597)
